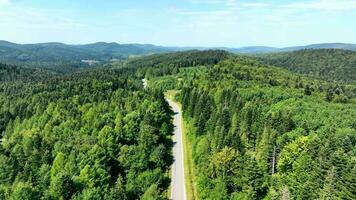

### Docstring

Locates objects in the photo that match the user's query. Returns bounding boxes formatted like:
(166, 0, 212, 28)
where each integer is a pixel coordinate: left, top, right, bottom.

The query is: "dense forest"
(0, 65, 174, 199)
(0, 40, 174, 73)
(257, 49, 356, 83)
(0, 48, 355, 200)
(0, 64, 53, 82)
(117, 50, 230, 77)
(141, 52, 356, 199)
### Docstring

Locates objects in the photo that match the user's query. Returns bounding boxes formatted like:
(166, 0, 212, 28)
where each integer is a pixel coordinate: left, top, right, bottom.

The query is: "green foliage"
(150, 53, 356, 199)
(117, 50, 230, 78)
(10, 182, 39, 200)
(141, 184, 163, 200)
(0, 40, 174, 73)
(0, 66, 173, 199)
(258, 49, 356, 83)
(0, 49, 355, 200)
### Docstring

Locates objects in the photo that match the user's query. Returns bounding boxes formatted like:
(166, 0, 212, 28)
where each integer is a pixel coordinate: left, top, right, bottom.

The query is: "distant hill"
(1, 40, 356, 73)
(228, 43, 356, 54)
(257, 49, 356, 83)
(165, 43, 356, 54)
(0, 40, 173, 73)
(119, 50, 230, 74)
(219, 46, 278, 54)
(281, 43, 356, 52)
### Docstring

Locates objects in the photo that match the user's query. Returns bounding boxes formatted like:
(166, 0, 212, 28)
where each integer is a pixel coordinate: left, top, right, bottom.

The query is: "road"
(167, 98, 187, 200)
(142, 79, 186, 200)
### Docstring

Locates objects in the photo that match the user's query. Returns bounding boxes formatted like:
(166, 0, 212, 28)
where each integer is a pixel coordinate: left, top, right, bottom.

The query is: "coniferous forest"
(0, 48, 355, 200)
(0, 64, 173, 199)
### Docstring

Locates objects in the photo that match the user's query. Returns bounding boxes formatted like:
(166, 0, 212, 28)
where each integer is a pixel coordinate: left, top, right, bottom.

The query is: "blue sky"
(0, 0, 356, 47)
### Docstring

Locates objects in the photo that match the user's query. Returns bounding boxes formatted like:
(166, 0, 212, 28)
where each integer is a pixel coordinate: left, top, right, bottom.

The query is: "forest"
(257, 49, 356, 83)
(0, 40, 174, 74)
(0, 49, 355, 200)
(0, 64, 173, 199)
(139, 51, 356, 199)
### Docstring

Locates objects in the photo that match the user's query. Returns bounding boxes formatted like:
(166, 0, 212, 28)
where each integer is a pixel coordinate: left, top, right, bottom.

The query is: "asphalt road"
(142, 79, 186, 200)
(167, 98, 187, 200)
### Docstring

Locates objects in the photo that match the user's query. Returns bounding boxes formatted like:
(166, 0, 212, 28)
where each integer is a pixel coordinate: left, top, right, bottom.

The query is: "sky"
(0, 0, 356, 47)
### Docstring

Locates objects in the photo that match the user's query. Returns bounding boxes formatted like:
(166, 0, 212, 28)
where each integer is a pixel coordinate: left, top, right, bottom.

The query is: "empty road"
(142, 79, 186, 200)
(167, 98, 187, 200)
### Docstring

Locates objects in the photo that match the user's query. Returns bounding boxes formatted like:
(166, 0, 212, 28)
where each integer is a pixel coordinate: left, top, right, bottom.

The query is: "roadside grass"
(165, 90, 198, 200)
(165, 90, 178, 100)
(182, 119, 199, 200)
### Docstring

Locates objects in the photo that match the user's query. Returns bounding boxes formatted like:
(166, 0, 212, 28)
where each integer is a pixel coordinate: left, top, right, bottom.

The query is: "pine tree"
(326, 89, 334, 102)
(304, 84, 312, 96)
(281, 185, 291, 200)
(197, 113, 206, 136)
(319, 166, 337, 200)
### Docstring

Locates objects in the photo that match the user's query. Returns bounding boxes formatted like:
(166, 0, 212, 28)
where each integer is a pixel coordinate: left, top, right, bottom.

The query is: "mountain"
(1, 40, 356, 73)
(257, 48, 356, 83)
(223, 46, 279, 54)
(120, 50, 230, 70)
(281, 43, 356, 52)
(228, 43, 356, 54)
(164, 43, 356, 54)
(0, 40, 173, 73)
(0, 40, 172, 60)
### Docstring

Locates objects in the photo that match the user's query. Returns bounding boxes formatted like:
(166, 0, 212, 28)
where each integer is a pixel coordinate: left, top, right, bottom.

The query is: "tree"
(210, 179, 229, 200)
(51, 153, 66, 179)
(281, 185, 291, 200)
(10, 182, 38, 200)
(141, 184, 162, 200)
(319, 166, 337, 200)
(209, 147, 239, 180)
(50, 172, 75, 200)
(0, 155, 12, 184)
(304, 84, 312, 96)
(326, 89, 334, 102)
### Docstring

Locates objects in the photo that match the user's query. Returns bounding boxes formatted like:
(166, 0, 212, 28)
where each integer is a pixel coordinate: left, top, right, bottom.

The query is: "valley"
(1, 1, 355, 199)
(0, 48, 355, 200)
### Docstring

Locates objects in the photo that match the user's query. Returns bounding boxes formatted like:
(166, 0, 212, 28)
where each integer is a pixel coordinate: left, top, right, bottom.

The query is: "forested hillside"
(118, 50, 230, 77)
(0, 65, 173, 199)
(258, 49, 356, 83)
(0, 41, 173, 73)
(141, 52, 356, 199)
(0, 49, 355, 200)
(0, 63, 53, 82)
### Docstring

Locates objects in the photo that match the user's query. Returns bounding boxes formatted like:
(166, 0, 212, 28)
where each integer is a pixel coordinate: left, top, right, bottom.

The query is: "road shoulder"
(165, 90, 198, 200)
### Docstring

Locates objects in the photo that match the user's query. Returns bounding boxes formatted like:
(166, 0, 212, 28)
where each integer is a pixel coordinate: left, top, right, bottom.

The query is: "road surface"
(167, 98, 187, 200)
(142, 79, 186, 200)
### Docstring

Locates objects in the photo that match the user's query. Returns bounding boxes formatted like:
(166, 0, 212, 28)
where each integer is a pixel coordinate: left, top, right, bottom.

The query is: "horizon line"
(0, 39, 355, 49)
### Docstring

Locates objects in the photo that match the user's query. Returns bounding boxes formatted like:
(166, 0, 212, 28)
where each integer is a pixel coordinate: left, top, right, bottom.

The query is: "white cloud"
(0, 0, 10, 5)
(0, 6, 87, 31)
(241, 2, 270, 8)
(284, 0, 356, 11)
(189, 0, 237, 7)
(177, 9, 233, 16)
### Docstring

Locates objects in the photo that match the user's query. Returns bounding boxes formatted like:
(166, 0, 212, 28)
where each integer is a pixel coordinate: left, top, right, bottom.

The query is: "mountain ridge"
(1, 40, 356, 73)
(1, 40, 356, 53)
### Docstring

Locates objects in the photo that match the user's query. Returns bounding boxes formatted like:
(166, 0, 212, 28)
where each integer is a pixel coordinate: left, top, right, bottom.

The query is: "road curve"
(167, 98, 187, 200)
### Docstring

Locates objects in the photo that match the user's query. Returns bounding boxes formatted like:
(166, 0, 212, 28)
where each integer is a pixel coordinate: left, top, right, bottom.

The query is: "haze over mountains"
(1, 40, 356, 61)
(0, 40, 171, 63)
(1, 40, 356, 73)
